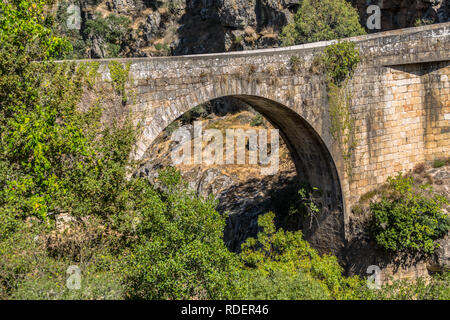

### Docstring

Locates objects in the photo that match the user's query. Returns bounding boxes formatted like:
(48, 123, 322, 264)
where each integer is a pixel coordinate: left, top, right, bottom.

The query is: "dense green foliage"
(360, 272, 450, 300)
(370, 174, 450, 254)
(433, 158, 448, 168)
(120, 168, 242, 300)
(321, 41, 360, 86)
(250, 114, 264, 127)
(0, 0, 137, 297)
(1, 0, 78, 233)
(51, 0, 86, 59)
(280, 0, 365, 46)
(237, 212, 363, 300)
(320, 42, 360, 176)
(84, 12, 131, 58)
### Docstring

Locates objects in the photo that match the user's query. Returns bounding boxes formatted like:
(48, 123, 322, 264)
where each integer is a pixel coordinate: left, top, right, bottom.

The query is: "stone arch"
(135, 90, 346, 256)
(233, 95, 345, 257)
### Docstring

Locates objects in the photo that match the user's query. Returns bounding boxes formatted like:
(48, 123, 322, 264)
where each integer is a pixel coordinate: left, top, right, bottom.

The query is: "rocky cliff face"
(345, 161, 450, 279)
(58, 0, 450, 59)
(61, 0, 298, 58)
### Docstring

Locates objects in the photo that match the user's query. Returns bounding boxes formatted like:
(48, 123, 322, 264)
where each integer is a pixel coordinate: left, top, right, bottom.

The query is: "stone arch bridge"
(82, 23, 450, 260)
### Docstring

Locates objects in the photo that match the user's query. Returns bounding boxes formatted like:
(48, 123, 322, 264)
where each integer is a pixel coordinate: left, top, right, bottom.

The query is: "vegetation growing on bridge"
(289, 55, 306, 74)
(279, 0, 364, 178)
(321, 41, 360, 177)
(76, 61, 100, 88)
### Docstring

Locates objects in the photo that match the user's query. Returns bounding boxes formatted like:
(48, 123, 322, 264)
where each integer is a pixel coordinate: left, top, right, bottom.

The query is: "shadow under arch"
(139, 94, 346, 258)
(231, 95, 345, 257)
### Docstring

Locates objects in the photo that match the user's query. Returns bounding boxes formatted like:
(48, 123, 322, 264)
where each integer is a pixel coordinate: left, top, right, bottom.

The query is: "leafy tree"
(0, 1, 138, 298)
(52, 1, 131, 59)
(238, 212, 449, 300)
(0, 0, 138, 233)
(280, 0, 366, 46)
(0, 0, 77, 235)
(0, 0, 71, 61)
(370, 174, 450, 254)
(120, 168, 243, 300)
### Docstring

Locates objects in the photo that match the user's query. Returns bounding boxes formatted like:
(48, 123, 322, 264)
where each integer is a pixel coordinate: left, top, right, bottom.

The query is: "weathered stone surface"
(143, 12, 162, 41)
(66, 0, 450, 58)
(428, 235, 450, 272)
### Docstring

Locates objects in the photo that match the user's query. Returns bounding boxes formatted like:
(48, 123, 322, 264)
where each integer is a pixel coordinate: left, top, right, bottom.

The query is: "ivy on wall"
(76, 62, 100, 89)
(108, 61, 132, 104)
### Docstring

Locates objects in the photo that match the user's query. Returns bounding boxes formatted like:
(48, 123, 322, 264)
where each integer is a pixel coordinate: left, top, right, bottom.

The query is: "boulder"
(143, 11, 162, 41)
(218, 0, 257, 28)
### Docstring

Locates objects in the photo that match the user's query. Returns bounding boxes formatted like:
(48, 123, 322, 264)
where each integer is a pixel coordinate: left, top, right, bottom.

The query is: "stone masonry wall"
(348, 57, 450, 205)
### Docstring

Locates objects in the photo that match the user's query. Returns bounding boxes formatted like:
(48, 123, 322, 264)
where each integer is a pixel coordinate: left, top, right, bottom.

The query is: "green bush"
(120, 168, 242, 300)
(321, 41, 360, 86)
(0, 1, 85, 231)
(0, 2, 241, 301)
(280, 0, 365, 46)
(369, 174, 450, 254)
(154, 43, 170, 52)
(84, 13, 131, 58)
(239, 270, 329, 300)
(237, 212, 364, 300)
(12, 271, 124, 300)
(250, 114, 264, 127)
(0, 219, 124, 300)
(103, 14, 131, 45)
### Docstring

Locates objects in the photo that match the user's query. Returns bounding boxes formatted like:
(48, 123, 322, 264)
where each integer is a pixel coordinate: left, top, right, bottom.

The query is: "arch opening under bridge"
(138, 94, 346, 256)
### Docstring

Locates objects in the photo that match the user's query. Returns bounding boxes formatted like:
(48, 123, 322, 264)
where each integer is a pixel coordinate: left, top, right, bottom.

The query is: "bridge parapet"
(82, 22, 450, 82)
